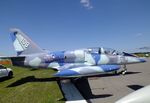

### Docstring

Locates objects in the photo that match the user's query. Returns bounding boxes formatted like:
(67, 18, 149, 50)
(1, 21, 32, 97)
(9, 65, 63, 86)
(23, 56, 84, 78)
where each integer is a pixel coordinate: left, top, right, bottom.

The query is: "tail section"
(10, 28, 44, 55)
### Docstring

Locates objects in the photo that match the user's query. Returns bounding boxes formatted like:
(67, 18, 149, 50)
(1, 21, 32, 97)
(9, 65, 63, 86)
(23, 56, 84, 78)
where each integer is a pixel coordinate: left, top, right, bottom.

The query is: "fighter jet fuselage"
(2, 28, 146, 77)
(13, 48, 145, 68)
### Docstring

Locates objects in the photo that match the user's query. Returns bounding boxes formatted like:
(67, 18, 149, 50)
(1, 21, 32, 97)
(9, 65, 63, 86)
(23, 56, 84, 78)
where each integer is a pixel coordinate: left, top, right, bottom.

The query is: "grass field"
(0, 65, 64, 103)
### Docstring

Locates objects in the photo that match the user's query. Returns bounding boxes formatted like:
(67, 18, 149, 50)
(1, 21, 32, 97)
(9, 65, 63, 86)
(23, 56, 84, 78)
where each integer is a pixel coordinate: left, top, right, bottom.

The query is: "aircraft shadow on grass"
(7, 76, 59, 87)
(6, 75, 113, 100)
(6, 70, 141, 87)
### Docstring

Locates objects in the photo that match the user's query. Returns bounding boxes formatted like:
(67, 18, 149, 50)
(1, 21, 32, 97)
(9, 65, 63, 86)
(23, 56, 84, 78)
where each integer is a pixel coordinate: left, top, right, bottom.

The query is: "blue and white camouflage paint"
(4, 28, 146, 77)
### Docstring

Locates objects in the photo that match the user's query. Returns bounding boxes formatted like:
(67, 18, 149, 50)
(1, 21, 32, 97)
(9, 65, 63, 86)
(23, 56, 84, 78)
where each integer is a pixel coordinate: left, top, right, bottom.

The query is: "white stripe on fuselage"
(98, 54, 109, 64)
(84, 52, 95, 65)
(29, 57, 42, 67)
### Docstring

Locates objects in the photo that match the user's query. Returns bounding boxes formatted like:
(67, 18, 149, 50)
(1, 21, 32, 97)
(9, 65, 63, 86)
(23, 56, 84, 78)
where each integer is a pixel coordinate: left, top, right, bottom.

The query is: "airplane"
(1, 28, 146, 78)
(116, 85, 150, 103)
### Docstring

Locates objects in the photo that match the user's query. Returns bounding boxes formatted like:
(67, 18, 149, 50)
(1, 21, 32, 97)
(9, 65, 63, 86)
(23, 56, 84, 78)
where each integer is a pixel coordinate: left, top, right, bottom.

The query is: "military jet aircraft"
(116, 85, 150, 103)
(1, 28, 146, 77)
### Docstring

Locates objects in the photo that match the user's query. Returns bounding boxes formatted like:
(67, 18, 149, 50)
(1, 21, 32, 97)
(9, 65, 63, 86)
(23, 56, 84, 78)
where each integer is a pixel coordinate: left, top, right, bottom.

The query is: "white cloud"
(136, 33, 143, 37)
(80, 0, 93, 9)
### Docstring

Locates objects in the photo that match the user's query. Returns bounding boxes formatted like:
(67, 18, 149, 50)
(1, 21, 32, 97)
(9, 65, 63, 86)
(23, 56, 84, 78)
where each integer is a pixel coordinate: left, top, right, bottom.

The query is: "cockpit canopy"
(85, 47, 123, 55)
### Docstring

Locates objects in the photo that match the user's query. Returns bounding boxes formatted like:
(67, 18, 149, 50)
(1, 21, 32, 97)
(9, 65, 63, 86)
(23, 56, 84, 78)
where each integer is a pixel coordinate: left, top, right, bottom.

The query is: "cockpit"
(85, 47, 123, 55)
(86, 48, 101, 54)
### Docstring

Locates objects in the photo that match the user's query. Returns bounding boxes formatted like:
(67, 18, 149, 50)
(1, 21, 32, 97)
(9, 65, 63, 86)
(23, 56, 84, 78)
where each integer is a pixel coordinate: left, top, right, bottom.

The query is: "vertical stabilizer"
(10, 28, 44, 55)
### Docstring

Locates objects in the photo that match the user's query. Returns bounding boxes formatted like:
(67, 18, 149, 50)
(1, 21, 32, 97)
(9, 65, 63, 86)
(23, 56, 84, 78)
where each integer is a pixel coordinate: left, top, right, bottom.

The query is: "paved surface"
(75, 58, 150, 103)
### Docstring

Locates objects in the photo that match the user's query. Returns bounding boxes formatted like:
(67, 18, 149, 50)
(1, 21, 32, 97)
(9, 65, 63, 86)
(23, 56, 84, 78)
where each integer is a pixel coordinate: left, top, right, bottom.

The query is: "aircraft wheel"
(122, 70, 127, 75)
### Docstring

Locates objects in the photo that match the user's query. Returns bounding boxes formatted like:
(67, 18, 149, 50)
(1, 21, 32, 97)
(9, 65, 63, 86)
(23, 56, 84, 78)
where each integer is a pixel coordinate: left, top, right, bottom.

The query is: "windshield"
(86, 47, 101, 54)
(85, 47, 123, 55)
(102, 47, 123, 55)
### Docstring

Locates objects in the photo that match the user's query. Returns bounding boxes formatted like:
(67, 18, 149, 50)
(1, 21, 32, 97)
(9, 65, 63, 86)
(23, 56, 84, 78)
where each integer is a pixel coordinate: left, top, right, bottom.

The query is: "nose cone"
(138, 58, 146, 63)
(126, 56, 146, 64)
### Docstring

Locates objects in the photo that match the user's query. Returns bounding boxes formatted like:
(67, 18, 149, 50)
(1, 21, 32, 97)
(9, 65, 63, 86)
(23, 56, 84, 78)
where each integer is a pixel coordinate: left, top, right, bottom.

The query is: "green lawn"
(0, 65, 64, 103)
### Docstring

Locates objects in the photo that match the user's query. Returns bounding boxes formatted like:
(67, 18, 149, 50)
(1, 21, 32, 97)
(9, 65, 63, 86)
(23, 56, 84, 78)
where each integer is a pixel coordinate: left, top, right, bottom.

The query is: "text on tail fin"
(10, 28, 44, 55)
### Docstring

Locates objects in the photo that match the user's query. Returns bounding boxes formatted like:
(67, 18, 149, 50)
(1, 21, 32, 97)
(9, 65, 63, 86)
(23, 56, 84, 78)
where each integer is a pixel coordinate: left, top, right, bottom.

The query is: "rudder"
(10, 28, 44, 55)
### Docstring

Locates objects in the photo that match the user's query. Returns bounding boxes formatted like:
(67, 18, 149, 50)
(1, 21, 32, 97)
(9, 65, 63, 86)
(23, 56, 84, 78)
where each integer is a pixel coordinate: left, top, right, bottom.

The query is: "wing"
(55, 63, 89, 71)
(54, 64, 121, 77)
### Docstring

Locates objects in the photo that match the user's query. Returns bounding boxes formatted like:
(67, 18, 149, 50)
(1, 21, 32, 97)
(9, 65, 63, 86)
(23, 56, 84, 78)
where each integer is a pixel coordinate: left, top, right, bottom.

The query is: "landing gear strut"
(121, 64, 127, 75)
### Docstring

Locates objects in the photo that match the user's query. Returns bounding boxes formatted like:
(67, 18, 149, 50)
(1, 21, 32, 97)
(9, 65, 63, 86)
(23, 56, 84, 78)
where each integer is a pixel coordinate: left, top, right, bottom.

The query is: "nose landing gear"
(121, 64, 127, 75)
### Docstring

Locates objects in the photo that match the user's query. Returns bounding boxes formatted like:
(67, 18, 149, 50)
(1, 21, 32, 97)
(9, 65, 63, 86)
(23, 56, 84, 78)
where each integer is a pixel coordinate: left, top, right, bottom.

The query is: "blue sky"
(0, 0, 150, 55)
